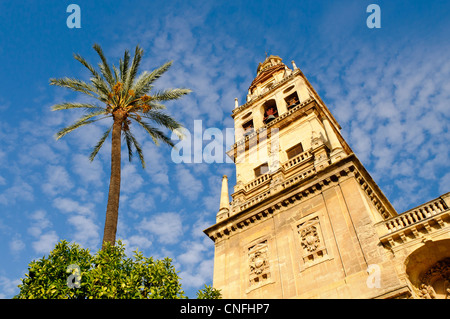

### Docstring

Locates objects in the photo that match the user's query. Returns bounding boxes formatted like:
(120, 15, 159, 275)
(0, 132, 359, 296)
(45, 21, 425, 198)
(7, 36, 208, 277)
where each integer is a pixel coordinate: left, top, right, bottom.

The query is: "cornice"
(204, 153, 398, 242)
(232, 69, 301, 118)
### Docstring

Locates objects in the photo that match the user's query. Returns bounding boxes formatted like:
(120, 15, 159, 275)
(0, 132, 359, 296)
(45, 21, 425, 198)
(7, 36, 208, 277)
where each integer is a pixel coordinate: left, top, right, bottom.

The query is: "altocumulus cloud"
(300, 37, 450, 211)
(139, 212, 183, 245)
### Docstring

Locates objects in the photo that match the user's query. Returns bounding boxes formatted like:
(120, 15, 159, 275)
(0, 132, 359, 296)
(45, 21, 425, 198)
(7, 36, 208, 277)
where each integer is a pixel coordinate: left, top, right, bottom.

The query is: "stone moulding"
(204, 153, 398, 242)
(376, 201, 449, 249)
(231, 97, 315, 153)
(232, 69, 301, 117)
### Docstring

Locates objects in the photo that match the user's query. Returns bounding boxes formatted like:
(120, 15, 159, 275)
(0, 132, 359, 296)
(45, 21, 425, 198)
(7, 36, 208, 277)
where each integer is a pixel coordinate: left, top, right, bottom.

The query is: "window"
(254, 163, 269, 178)
(262, 99, 278, 124)
(285, 92, 300, 109)
(286, 143, 304, 159)
(242, 119, 254, 136)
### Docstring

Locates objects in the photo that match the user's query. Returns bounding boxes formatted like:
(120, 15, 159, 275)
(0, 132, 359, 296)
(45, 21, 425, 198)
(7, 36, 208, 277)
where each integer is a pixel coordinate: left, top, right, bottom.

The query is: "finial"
(234, 98, 238, 109)
(217, 175, 230, 221)
(292, 60, 298, 70)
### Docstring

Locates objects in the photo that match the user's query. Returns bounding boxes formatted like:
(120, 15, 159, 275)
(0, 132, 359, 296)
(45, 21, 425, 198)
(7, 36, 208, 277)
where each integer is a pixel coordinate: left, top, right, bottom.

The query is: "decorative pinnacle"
(219, 175, 230, 212)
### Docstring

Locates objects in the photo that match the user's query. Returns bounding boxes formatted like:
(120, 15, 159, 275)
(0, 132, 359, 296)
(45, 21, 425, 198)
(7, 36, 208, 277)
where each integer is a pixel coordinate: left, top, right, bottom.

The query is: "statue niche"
(417, 258, 450, 299)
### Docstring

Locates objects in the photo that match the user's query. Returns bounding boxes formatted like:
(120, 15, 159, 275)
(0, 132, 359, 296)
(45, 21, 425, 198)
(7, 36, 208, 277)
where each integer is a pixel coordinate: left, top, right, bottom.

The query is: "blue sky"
(0, 0, 449, 298)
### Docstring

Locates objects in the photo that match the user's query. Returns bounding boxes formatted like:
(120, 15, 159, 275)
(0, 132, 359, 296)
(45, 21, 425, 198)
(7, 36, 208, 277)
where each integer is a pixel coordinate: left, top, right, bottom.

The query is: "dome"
(249, 55, 288, 93)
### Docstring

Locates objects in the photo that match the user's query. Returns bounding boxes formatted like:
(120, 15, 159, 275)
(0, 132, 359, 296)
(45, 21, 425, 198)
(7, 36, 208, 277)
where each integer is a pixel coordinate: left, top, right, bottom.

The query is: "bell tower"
(204, 55, 411, 298)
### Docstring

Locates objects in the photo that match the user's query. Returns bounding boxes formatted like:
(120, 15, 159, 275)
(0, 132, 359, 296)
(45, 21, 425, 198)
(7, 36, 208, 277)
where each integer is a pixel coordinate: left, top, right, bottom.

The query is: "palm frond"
(89, 76, 110, 99)
(123, 128, 133, 162)
(151, 88, 192, 102)
(147, 101, 168, 110)
(120, 49, 131, 84)
(73, 53, 110, 97)
(125, 46, 143, 92)
(51, 102, 105, 112)
(93, 44, 115, 88)
(141, 110, 183, 132)
(73, 53, 101, 79)
(112, 65, 120, 83)
(89, 125, 113, 161)
(55, 110, 108, 140)
(132, 61, 172, 96)
(123, 129, 145, 168)
(134, 118, 174, 147)
(49, 77, 98, 97)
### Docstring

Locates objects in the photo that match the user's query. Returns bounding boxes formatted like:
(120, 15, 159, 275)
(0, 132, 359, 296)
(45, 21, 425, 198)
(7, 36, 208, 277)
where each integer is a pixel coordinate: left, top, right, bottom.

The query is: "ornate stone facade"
(297, 217, 328, 267)
(417, 258, 450, 299)
(204, 55, 450, 299)
(248, 241, 271, 288)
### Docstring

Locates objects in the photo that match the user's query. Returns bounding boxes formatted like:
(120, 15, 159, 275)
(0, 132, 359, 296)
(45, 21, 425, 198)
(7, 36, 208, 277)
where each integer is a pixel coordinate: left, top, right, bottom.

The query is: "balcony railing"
(376, 197, 449, 243)
(244, 173, 270, 192)
(282, 150, 312, 171)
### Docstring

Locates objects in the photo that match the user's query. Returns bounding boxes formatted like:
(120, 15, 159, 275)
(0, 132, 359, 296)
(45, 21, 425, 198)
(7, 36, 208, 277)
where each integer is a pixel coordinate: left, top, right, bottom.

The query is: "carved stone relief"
(417, 258, 450, 299)
(248, 241, 271, 287)
(297, 217, 328, 265)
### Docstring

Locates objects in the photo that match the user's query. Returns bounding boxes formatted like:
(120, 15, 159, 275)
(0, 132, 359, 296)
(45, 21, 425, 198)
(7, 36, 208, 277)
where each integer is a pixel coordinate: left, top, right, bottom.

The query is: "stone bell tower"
(204, 55, 450, 298)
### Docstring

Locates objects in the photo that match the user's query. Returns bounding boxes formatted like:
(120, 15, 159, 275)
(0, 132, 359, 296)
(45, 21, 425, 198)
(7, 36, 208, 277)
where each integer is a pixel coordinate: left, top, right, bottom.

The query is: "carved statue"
(418, 284, 436, 299)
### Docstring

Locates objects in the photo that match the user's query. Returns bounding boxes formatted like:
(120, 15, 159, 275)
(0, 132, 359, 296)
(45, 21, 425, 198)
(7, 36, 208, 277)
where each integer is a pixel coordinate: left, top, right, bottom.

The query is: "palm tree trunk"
(102, 116, 122, 249)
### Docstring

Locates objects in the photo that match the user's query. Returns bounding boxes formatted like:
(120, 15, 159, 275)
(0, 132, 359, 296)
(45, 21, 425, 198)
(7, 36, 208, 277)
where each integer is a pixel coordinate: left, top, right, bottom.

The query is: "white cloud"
(439, 172, 450, 195)
(139, 212, 183, 244)
(142, 141, 170, 185)
(0, 178, 34, 205)
(72, 153, 104, 186)
(67, 215, 99, 248)
(32, 231, 59, 255)
(121, 163, 144, 194)
(26, 209, 59, 254)
(129, 192, 155, 212)
(0, 275, 20, 299)
(175, 166, 203, 201)
(28, 210, 52, 238)
(304, 37, 450, 209)
(179, 258, 214, 289)
(177, 241, 208, 266)
(9, 234, 25, 254)
(53, 197, 95, 216)
(18, 143, 59, 166)
(41, 165, 74, 196)
(122, 235, 152, 254)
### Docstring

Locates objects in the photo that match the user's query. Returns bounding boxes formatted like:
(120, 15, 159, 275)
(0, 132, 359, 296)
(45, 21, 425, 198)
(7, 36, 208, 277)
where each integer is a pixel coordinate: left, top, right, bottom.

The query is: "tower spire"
(217, 175, 230, 221)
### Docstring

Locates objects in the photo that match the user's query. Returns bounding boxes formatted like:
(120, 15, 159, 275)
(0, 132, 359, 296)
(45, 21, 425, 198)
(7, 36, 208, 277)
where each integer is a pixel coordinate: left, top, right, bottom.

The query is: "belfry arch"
(405, 239, 450, 299)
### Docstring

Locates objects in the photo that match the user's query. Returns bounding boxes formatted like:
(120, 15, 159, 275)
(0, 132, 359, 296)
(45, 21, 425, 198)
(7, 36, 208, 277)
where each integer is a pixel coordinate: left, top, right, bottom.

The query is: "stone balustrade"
(376, 197, 449, 245)
(282, 150, 312, 171)
(244, 173, 270, 191)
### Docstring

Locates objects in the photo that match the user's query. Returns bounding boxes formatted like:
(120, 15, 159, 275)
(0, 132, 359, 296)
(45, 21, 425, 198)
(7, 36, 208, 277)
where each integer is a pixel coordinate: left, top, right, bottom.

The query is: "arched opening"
(284, 91, 300, 110)
(262, 99, 278, 124)
(242, 119, 254, 136)
(405, 239, 450, 299)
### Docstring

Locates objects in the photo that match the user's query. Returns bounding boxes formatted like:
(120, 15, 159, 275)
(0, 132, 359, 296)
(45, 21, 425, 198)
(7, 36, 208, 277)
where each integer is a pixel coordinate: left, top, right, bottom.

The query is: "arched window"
(242, 119, 254, 136)
(286, 142, 304, 159)
(285, 91, 300, 110)
(262, 99, 278, 124)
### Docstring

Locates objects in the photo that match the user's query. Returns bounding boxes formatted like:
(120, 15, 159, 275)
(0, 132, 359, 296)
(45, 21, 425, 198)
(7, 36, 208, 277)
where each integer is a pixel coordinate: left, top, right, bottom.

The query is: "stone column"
(322, 117, 346, 163)
(217, 175, 230, 222)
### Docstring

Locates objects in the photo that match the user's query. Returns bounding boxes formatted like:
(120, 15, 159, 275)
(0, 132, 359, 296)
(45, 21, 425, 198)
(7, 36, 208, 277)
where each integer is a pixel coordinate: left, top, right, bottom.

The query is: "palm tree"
(50, 44, 191, 249)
